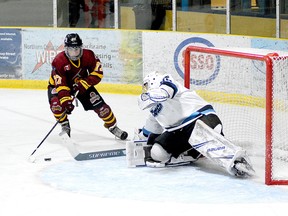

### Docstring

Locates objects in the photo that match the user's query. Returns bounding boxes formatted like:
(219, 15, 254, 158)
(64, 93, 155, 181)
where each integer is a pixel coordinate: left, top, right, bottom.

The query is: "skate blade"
(235, 163, 255, 177)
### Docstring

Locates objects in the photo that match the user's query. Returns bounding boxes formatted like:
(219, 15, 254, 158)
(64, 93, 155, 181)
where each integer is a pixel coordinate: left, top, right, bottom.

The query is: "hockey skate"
(166, 154, 198, 167)
(59, 120, 71, 137)
(232, 157, 255, 177)
(145, 154, 198, 168)
(109, 124, 128, 140)
(144, 146, 198, 168)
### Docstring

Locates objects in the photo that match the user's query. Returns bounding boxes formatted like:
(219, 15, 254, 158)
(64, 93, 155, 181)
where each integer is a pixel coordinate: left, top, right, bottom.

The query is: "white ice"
(1, 89, 288, 216)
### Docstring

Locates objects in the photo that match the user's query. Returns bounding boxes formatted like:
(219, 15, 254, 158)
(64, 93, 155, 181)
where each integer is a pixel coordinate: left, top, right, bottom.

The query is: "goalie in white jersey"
(132, 71, 254, 177)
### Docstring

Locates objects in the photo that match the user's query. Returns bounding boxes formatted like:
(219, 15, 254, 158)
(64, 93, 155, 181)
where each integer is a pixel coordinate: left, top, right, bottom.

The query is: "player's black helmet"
(64, 33, 83, 47)
(64, 33, 83, 61)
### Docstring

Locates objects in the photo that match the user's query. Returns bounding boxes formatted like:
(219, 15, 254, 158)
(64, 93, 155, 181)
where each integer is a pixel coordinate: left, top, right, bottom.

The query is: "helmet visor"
(67, 47, 81, 56)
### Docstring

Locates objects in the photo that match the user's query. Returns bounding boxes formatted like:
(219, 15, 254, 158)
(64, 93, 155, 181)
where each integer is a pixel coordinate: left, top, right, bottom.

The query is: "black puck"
(44, 158, 51, 161)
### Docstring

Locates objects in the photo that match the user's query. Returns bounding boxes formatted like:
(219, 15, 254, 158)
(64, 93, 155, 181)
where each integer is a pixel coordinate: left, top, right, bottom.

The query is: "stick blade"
(60, 133, 126, 161)
(74, 148, 126, 161)
(28, 155, 36, 163)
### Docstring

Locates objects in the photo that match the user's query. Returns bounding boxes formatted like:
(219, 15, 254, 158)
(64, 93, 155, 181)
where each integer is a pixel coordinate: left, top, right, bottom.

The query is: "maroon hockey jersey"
(48, 49, 103, 100)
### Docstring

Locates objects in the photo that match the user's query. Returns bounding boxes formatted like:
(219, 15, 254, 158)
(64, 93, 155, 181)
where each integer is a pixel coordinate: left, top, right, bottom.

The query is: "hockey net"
(184, 46, 288, 185)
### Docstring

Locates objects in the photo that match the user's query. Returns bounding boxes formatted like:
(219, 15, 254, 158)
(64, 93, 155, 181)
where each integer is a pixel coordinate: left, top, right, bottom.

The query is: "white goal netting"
(184, 46, 288, 185)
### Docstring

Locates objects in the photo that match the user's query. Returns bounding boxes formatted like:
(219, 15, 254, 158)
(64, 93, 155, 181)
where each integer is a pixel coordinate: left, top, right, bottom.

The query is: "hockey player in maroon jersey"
(48, 33, 128, 140)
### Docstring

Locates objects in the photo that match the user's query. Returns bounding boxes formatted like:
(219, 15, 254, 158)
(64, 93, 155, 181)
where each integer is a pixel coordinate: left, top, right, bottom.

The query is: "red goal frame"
(184, 45, 288, 185)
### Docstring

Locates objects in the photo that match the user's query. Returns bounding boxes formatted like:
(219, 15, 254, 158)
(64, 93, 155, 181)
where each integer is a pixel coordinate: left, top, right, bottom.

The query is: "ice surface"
(1, 89, 288, 216)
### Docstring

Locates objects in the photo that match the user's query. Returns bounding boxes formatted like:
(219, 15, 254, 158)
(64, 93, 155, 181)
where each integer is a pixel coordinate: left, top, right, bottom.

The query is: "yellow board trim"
(0, 79, 142, 95)
(196, 89, 266, 108)
(1, 80, 274, 109)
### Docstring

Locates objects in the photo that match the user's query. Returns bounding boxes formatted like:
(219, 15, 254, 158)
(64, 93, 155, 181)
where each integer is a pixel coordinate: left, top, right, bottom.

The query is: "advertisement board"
(0, 29, 22, 79)
(22, 29, 142, 84)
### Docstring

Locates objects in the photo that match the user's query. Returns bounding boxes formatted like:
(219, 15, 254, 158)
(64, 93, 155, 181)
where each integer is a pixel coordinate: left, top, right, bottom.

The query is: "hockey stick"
(60, 133, 126, 161)
(28, 92, 79, 162)
(28, 111, 67, 162)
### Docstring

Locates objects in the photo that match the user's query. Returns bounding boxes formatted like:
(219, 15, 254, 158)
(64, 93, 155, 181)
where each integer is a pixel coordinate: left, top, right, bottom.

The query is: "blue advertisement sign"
(0, 29, 22, 79)
(173, 37, 220, 85)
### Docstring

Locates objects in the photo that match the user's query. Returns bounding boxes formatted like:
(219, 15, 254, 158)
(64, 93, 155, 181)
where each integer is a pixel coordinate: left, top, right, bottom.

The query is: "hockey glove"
(61, 97, 74, 114)
(73, 79, 90, 95)
(50, 96, 63, 115)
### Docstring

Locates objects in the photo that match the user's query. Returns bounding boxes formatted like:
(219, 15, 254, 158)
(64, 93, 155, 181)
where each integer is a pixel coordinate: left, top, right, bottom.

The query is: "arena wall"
(0, 27, 288, 95)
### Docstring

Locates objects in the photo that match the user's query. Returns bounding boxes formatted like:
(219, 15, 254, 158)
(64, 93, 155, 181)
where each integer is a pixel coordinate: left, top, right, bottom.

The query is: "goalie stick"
(60, 133, 126, 161)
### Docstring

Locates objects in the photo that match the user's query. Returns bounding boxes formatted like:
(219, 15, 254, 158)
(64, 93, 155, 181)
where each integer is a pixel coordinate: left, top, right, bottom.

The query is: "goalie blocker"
(126, 140, 197, 167)
(126, 120, 255, 177)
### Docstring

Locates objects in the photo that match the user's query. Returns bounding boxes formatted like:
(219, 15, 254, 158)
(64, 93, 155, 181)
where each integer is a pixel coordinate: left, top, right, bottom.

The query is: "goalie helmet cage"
(184, 46, 288, 185)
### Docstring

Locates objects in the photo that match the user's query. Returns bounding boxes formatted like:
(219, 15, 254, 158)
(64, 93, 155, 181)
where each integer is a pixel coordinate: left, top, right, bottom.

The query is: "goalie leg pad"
(150, 143, 171, 163)
(145, 153, 199, 168)
(188, 120, 254, 177)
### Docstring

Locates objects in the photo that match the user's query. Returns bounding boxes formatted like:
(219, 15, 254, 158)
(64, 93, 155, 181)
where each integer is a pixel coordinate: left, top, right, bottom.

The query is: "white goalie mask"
(142, 71, 166, 93)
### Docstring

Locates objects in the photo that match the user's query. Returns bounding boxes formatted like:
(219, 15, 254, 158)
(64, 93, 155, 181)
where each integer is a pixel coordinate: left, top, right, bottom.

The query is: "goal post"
(184, 46, 288, 185)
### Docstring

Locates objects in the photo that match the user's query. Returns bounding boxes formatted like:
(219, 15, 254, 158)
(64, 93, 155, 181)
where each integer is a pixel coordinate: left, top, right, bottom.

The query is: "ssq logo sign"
(174, 37, 220, 85)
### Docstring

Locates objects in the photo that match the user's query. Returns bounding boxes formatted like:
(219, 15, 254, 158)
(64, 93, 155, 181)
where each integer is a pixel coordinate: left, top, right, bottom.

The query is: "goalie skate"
(232, 157, 255, 177)
(145, 153, 198, 168)
(166, 154, 198, 167)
